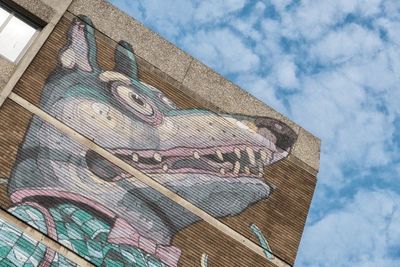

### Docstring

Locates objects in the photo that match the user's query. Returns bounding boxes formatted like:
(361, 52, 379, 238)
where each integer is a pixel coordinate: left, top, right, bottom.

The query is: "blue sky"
(108, 1, 400, 266)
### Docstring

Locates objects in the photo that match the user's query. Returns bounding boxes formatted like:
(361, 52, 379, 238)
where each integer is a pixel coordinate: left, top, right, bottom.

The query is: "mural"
(0, 15, 297, 266)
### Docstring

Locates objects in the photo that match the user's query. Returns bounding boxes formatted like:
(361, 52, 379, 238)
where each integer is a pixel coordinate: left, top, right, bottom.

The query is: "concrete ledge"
(68, 0, 193, 83)
(0, 57, 14, 89)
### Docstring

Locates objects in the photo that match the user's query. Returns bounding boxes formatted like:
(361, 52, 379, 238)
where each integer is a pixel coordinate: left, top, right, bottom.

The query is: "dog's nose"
(254, 117, 297, 151)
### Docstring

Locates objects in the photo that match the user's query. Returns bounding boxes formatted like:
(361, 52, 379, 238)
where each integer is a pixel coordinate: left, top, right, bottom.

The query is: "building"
(0, 0, 320, 266)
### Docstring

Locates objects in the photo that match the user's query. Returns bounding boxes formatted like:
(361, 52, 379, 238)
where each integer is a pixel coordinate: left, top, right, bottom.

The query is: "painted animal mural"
(0, 15, 297, 266)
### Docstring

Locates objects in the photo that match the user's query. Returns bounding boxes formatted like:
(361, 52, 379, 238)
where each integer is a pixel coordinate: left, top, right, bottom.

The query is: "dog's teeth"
(244, 166, 250, 175)
(216, 150, 224, 161)
(260, 150, 267, 161)
(234, 147, 241, 159)
(153, 152, 162, 162)
(193, 151, 200, 159)
(220, 168, 226, 175)
(258, 165, 264, 173)
(132, 153, 139, 162)
(233, 161, 240, 175)
(246, 147, 256, 165)
(162, 164, 169, 172)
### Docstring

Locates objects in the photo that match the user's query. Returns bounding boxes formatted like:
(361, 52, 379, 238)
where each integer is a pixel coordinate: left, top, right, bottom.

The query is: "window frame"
(0, 3, 41, 63)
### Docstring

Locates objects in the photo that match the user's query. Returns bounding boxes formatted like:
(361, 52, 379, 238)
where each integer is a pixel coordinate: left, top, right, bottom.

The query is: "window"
(0, 4, 39, 62)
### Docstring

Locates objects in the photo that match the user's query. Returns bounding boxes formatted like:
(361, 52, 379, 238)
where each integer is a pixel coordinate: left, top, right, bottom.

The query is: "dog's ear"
(59, 15, 99, 72)
(114, 41, 138, 81)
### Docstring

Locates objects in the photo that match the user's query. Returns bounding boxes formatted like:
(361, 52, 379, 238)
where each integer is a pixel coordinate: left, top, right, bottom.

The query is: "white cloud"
(279, 0, 357, 40)
(377, 17, 400, 45)
(110, 0, 251, 40)
(289, 65, 395, 187)
(109, 0, 196, 39)
(110, 0, 144, 21)
(382, 0, 400, 19)
(270, 0, 292, 12)
(230, 5, 264, 43)
(311, 24, 382, 64)
(358, 0, 382, 17)
(277, 0, 386, 42)
(274, 58, 298, 88)
(236, 74, 287, 113)
(194, 0, 248, 23)
(296, 189, 400, 267)
(181, 28, 260, 74)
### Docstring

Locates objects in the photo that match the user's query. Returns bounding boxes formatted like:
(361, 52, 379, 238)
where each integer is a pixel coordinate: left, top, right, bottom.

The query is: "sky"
(108, 1, 400, 266)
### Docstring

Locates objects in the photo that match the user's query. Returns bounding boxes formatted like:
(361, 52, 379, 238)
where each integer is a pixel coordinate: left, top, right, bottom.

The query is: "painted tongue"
(108, 217, 181, 267)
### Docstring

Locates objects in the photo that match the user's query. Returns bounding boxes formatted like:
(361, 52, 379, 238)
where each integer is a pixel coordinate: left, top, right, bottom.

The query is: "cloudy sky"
(108, 1, 400, 266)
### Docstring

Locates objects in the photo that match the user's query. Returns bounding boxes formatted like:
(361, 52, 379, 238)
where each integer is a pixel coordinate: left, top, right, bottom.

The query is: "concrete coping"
(67, 0, 320, 172)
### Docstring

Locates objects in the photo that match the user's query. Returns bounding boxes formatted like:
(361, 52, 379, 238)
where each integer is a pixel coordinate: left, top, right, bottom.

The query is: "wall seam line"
(180, 57, 194, 84)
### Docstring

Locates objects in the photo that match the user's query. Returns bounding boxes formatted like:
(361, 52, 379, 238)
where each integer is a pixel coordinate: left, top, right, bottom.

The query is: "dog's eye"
(114, 85, 154, 116)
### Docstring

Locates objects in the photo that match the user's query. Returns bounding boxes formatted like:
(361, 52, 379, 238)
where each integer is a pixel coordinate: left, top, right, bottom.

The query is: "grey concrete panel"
(292, 128, 321, 171)
(41, 0, 74, 13)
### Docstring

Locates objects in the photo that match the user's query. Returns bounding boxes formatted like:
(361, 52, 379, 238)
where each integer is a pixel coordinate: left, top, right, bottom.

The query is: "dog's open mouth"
(85, 143, 288, 182)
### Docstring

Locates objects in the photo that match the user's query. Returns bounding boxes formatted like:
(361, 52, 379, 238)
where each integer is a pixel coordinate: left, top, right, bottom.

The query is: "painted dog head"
(9, 15, 297, 264)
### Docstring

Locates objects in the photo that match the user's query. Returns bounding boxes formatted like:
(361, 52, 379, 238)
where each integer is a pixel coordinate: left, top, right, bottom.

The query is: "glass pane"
(0, 16, 36, 62)
(0, 6, 10, 27)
